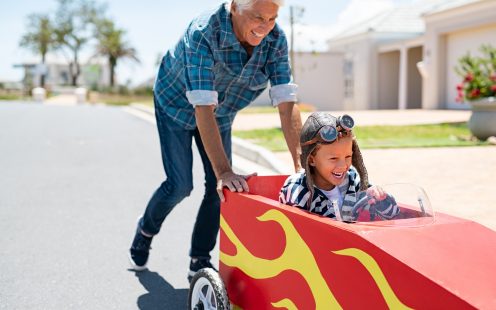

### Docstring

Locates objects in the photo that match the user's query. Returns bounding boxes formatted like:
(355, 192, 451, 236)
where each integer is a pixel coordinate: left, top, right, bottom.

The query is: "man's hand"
(217, 171, 257, 202)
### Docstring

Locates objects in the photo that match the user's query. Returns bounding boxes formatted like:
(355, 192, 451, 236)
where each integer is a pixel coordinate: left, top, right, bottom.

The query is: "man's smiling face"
(231, 0, 279, 48)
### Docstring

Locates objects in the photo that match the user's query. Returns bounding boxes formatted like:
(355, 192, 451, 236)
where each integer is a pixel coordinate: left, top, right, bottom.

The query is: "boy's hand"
(217, 172, 257, 202)
(366, 186, 387, 202)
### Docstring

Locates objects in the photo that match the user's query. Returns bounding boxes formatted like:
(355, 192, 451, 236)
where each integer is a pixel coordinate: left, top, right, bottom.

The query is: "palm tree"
(19, 13, 56, 88)
(94, 19, 140, 87)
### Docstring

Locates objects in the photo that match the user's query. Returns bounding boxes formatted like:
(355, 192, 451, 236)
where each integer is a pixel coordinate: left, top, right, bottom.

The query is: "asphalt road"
(0, 102, 218, 309)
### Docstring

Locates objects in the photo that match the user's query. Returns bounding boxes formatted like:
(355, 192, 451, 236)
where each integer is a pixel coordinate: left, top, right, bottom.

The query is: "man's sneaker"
(128, 226, 153, 271)
(188, 258, 217, 282)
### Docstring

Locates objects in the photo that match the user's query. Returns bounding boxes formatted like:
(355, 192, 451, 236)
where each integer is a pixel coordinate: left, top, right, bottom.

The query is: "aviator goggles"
(302, 114, 355, 146)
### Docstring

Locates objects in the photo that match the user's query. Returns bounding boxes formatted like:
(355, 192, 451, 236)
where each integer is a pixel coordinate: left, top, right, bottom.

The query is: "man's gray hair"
(229, 0, 284, 13)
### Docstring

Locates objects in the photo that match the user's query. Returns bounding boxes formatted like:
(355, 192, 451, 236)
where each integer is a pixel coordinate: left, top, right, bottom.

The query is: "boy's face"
(308, 136, 353, 191)
(231, 0, 279, 47)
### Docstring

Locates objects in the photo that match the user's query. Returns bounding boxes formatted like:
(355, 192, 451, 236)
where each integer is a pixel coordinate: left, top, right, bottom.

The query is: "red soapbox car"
(188, 175, 496, 309)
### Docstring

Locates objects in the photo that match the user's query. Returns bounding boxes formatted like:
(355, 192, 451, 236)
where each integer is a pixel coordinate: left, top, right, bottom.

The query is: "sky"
(0, 0, 417, 86)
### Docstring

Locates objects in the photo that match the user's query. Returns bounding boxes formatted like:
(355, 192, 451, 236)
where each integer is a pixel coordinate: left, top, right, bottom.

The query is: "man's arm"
(277, 101, 302, 172)
(195, 105, 255, 201)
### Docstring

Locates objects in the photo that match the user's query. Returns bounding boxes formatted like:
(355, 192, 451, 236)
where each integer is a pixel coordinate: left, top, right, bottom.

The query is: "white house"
(252, 51, 345, 111)
(326, 0, 496, 110)
(14, 54, 111, 90)
(422, 0, 496, 109)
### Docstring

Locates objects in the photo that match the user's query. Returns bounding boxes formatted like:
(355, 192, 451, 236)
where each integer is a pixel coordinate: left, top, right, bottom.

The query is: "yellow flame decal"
(333, 248, 413, 310)
(220, 209, 342, 309)
(272, 299, 298, 310)
(231, 304, 242, 310)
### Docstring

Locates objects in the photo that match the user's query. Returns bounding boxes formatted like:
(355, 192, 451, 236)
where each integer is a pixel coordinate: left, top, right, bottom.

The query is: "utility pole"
(289, 5, 304, 82)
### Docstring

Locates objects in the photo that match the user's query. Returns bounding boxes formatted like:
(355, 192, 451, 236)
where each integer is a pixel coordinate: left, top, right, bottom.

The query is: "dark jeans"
(139, 101, 231, 259)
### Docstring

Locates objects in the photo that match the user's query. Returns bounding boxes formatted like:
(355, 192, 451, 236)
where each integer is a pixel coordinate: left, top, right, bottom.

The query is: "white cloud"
(336, 0, 395, 25)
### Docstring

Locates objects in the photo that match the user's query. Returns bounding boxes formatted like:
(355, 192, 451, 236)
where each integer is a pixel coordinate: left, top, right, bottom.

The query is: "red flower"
(455, 45, 496, 102)
(469, 88, 481, 98)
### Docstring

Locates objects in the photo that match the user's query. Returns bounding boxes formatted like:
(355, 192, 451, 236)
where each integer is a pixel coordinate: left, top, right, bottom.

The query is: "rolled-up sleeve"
(269, 83, 298, 106)
(184, 27, 218, 106)
(186, 90, 218, 106)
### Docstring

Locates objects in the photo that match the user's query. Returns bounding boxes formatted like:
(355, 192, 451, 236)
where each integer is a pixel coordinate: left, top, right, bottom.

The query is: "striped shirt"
(154, 3, 297, 131)
(279, 167, 400, 222)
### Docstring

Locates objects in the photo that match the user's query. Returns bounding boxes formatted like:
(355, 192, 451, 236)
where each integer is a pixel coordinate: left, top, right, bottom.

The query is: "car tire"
(188, 268, 230, 310)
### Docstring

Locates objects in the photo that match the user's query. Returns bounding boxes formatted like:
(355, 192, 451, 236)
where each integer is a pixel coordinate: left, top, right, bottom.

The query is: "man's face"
(231, 0, 279, 47)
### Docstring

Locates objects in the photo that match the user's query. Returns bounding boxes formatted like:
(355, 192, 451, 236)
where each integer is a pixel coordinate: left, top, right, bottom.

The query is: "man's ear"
(231, 2, 238, 14)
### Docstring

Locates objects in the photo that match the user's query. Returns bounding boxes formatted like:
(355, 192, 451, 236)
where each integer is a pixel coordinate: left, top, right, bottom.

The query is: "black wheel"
(188, 268, 230, 310)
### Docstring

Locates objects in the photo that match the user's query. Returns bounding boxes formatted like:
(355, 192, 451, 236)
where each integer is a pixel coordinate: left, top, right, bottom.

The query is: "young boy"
(279, 112, 399, 222)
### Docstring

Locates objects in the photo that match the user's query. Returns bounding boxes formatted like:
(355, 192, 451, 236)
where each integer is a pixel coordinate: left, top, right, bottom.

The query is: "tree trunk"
(109, 56, 116, 87)
(40, 53, 46, 88)
(109, 64, 114, 88)
(71, 50, 80, 86)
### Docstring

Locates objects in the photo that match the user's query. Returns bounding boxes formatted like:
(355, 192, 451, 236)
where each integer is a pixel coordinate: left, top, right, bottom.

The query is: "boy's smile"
(309, 136, 353, 191)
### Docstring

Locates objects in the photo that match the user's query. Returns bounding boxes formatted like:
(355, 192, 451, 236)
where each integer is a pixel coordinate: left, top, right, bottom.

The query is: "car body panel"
(219, 176, 496, 309)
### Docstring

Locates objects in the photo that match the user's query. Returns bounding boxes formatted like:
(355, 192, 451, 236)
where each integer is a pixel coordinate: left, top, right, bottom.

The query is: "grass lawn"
(233, 123, 489, 151)
(239, 103, 316, 114)
(96, 94, 153, 106)
(0, 94, 24, 100)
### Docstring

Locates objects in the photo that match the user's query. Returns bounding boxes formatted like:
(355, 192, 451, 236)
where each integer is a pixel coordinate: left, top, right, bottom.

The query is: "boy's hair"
(300, 112, 369, 196)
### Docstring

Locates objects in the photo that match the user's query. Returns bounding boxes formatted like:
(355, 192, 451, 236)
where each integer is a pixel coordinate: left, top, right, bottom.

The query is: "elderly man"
(129, 0, 302, 279)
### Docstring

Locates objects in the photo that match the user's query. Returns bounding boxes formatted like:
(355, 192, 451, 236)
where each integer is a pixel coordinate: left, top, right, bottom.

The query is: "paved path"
(0, 102, 211, 309)
(233, 109, 496, 231)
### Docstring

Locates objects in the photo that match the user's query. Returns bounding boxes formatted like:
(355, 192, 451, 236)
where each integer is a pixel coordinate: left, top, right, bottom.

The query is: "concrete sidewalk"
(233, 109, 471, 130)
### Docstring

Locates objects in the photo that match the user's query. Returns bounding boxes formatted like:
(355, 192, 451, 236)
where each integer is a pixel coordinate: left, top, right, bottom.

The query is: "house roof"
(422, 0, 481, 16)
(329, 0, 481, 41)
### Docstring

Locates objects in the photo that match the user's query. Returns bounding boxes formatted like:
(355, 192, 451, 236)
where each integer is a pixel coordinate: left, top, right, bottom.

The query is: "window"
(343, 58, 354, 99)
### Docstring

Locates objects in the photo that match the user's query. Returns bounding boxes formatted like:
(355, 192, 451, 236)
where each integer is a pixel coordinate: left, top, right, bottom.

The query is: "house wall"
(293, 52, 344, 111)
(252, 52, 344, 111)
(327, 36, 375, 110)
(378, 51, 400, 109)
(329, 32, 422, 111)
(422, 0, 496, 109)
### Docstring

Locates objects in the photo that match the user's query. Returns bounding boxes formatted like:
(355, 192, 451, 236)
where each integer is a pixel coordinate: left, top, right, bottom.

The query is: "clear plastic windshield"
(337, 183, 434, 226)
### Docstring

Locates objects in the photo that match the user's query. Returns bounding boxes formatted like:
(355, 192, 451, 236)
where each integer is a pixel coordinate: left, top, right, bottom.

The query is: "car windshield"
(337, 183, 435, 226)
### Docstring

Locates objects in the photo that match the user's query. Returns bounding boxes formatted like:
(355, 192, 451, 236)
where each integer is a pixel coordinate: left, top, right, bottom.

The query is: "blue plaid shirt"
(154, 3, 298, 131)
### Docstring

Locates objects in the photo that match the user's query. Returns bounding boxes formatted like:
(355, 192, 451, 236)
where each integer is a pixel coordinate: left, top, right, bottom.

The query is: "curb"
(128, 103, 285, 174)
(231, 137, 287, 174)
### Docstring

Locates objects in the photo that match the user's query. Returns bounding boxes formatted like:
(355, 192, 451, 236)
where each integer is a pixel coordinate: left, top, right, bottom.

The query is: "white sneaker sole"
(188, 270, 196, 278)
(128, 252, 148, 271)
